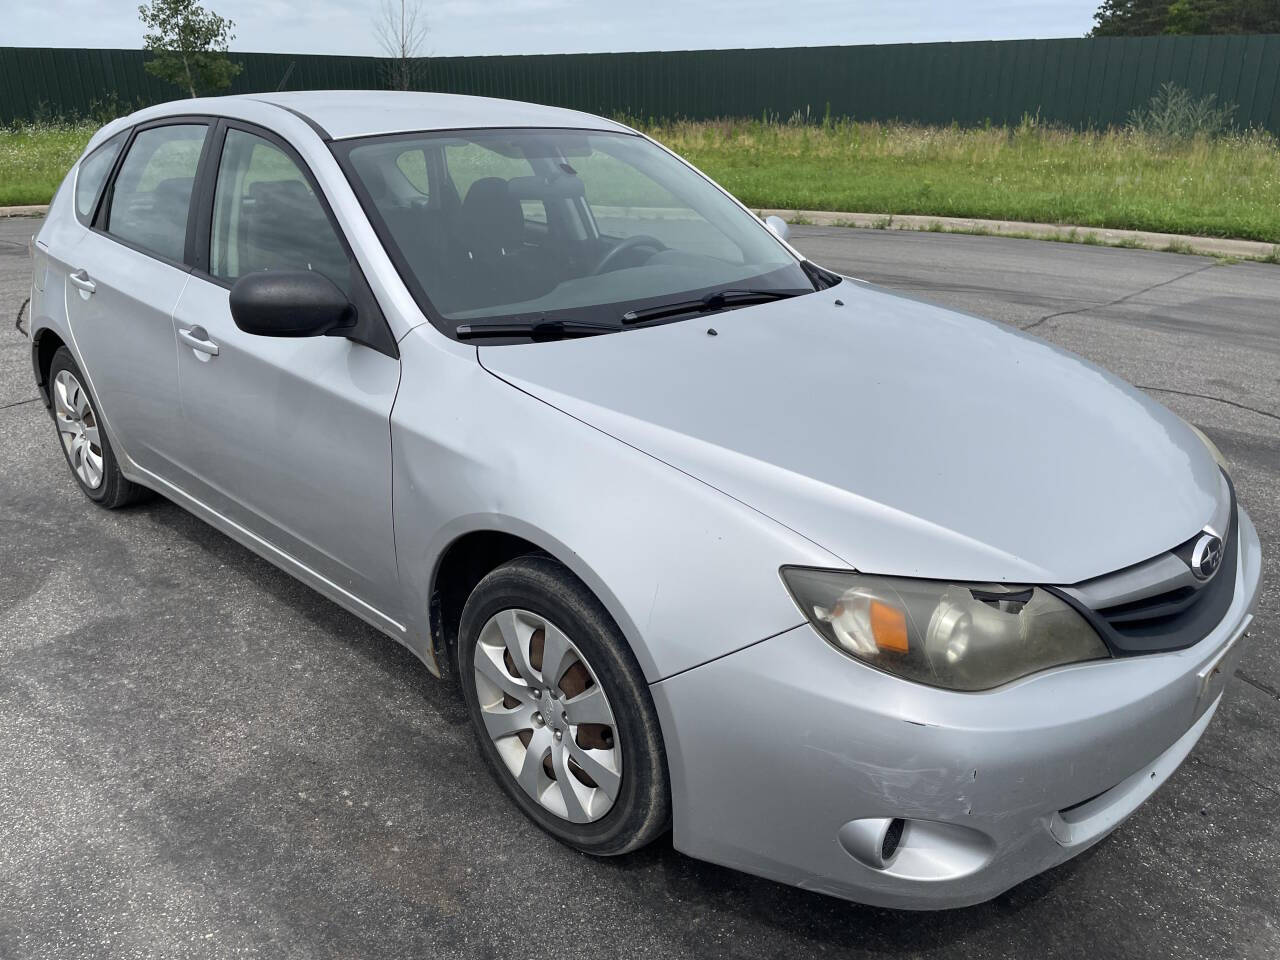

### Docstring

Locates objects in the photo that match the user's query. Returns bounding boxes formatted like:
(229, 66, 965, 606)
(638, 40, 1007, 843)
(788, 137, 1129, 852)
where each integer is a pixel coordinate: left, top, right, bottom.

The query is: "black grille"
(1052, 481, 1238, 657)
(1097, 585, 1199, 625)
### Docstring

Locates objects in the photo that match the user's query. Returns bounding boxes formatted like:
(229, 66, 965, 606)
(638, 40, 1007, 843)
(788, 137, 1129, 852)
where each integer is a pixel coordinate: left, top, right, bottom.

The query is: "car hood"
(477, 280, 1225, 584)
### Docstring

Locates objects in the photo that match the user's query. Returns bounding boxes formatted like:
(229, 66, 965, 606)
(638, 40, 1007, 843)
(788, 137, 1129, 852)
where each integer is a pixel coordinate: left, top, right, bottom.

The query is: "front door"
(171, 125, 403, 621)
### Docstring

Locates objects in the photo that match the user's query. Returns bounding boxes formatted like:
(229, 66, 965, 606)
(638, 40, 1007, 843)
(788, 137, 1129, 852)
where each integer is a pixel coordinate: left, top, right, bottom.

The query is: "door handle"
(179, 325, 220, 356)
(68, 269, 96, 294)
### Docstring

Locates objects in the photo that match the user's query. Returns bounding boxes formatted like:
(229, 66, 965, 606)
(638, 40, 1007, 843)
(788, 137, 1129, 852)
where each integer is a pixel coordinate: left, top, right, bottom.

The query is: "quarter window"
(394, 149, 430, 198)
(209, 129, 350, 294)
(106, 124, 207, 262)
(75, 131, 126, 223)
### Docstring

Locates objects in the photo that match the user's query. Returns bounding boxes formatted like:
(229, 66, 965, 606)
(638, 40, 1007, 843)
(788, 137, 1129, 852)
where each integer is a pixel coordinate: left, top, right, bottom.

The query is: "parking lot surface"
(1, 218, 1276, 959)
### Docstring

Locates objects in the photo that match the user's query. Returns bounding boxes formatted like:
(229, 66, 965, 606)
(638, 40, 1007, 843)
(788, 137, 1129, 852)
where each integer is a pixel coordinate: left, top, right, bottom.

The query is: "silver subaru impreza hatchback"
(29, 91, 1260, 909)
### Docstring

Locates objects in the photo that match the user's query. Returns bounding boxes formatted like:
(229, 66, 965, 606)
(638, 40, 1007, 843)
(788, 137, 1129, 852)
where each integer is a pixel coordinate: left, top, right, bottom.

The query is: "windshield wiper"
(620, 288, 806, 325)
(456, 318, 623, 342)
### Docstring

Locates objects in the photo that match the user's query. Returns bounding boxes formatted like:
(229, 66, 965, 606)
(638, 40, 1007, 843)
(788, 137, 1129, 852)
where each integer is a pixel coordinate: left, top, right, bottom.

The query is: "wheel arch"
(426, 518, 646, 683)
(31, 325, 67, 409)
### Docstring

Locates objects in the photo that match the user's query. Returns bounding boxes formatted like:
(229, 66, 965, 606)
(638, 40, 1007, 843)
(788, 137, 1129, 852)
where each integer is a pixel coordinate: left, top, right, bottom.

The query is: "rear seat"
(373, 177, 560, 314)
(378, 204, 471, 305)
(112, 176, 193, 260)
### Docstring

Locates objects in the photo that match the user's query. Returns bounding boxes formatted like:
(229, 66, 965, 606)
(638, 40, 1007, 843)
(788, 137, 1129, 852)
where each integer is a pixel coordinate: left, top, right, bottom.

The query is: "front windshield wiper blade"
(455, 318, 623, 342)
(620, 288, 806, 325)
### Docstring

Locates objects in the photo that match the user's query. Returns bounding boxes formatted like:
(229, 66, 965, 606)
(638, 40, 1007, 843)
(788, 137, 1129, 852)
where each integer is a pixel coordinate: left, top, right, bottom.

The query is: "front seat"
(243, 179, 348, 284)
(459, 177, 555, 308)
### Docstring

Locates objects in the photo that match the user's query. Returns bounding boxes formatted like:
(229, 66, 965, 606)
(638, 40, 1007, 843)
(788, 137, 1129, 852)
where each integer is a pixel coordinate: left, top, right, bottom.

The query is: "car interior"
(105, 125, 206, 262)
(345, 131, 776, 322)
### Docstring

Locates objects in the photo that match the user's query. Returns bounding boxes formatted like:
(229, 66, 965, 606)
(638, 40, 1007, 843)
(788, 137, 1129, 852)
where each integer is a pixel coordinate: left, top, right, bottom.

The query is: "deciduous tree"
(374, 0, 429, 91)
(139, 0, 241, 98)
(1091, 0, 1280, 34)
(1091, 0, 1170, 35)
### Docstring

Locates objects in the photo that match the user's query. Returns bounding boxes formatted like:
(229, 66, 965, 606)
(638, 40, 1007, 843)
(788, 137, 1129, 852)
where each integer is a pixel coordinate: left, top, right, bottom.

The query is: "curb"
(3, 202, 1276, 261)
(758, 209, 1279, 261)
(0, 205, 48, 218)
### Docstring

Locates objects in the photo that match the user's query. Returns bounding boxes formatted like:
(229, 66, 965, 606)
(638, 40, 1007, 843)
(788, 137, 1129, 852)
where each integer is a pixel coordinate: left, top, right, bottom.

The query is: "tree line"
(1091, 0, 1280, 35)
(135, 0, 1280, 101)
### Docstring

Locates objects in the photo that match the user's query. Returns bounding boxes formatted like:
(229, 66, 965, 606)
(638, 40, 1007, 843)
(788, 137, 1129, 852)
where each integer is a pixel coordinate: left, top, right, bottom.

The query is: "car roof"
(162, 90, 634, 141)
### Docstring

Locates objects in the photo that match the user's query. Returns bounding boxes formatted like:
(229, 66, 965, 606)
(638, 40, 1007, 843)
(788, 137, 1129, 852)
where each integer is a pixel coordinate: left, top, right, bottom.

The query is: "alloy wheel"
(53, 369, 104, 490)
(472, 608, 623, 823)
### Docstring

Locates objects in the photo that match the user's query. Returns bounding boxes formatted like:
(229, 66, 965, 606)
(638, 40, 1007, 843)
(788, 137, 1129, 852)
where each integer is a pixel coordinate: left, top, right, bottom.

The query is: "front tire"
(458, 555, 671, 856)
(47, 346, 148, 509)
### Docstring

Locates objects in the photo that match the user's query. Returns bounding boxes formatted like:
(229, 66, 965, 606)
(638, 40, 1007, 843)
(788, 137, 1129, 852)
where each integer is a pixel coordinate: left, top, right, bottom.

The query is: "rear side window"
(444, 141, 534, 204)
(394, 149, 430, 198)
(75, 131, 126, 224)
(209, 128, 351, 294)
(106, 124, 207, 262)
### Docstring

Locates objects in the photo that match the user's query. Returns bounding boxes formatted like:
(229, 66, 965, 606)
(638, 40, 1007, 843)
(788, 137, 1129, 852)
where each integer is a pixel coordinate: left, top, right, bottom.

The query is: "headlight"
(780, 567, 1108, 691)
(1184, 421, 1230, 473)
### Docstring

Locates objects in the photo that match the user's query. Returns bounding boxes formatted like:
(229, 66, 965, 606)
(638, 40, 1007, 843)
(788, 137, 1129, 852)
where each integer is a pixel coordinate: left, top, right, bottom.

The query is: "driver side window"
(209, 129, 351, 295)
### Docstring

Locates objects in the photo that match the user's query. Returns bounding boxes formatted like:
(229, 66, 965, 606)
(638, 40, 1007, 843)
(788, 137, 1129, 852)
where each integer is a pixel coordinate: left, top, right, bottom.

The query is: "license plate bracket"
(1196, 615, 1253, 713)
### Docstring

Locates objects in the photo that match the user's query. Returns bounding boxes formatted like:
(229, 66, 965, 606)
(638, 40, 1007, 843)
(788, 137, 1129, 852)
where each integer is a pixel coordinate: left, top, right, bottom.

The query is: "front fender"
(390, 327, 842, 682)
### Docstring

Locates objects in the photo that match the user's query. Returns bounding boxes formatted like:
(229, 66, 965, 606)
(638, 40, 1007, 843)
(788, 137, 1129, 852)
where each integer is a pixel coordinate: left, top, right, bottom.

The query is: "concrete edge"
(4, 202, 1277, 261)
(0, 205, 49, 218)
(758, 209, 1280, 261)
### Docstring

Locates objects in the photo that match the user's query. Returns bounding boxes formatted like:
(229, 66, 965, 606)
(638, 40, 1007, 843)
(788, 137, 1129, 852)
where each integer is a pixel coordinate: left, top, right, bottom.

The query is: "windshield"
(337, 128, 816, 340)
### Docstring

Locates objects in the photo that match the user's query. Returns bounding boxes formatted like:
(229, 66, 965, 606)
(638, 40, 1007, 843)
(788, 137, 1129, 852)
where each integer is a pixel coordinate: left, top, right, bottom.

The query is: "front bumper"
(650, 508, 1262, 910)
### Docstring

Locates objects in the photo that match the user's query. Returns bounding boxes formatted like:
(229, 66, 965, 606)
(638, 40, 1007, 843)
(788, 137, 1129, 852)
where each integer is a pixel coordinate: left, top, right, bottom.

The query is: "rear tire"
(48, 346, 149, 509)
(458, 555, 671, 856)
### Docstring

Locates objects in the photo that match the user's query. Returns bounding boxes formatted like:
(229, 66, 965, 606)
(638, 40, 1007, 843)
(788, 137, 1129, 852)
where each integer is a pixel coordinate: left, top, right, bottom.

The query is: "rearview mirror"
(229, 271, 355, 338)
(764, 215, 791, 242)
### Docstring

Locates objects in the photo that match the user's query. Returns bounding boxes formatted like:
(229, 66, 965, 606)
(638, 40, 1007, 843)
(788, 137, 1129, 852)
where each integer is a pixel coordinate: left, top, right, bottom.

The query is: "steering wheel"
(592, 234, 667, 275)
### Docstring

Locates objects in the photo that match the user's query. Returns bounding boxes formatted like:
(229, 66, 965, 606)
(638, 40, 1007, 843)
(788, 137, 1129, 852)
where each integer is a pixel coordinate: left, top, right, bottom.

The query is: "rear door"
(171, 121, 404, 622)
(64, 120, 212, 480)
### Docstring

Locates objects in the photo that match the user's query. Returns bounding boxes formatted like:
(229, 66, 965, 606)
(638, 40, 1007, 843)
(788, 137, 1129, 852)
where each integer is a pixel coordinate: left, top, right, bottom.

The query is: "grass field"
(655, 118, 1280, 244)
(4, 117, 1279, 242)
(0, 122, 94, 207)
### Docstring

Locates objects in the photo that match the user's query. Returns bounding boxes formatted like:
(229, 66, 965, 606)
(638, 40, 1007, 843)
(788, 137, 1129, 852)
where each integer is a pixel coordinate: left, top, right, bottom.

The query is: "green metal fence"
(3, 36, 1280, 132)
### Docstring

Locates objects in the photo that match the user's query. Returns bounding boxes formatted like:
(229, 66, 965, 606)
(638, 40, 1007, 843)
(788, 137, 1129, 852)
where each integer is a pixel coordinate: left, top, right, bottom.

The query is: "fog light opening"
(881, 818, 906, 863)
(836, 816, 906, 870)
(838, 816, 996, 880)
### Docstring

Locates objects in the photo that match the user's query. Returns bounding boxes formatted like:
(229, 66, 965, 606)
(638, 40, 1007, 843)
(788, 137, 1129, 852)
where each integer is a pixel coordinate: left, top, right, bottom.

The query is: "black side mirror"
(229, 270, 355, 338)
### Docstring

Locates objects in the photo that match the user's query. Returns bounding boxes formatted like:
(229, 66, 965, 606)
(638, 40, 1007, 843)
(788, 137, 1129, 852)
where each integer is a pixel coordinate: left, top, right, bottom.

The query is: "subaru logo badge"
(1190, 531, 1224, 581)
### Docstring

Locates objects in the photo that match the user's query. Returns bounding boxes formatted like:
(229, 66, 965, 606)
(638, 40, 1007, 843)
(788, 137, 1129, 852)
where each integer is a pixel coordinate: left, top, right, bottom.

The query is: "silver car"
(28, 92, 1261, 910)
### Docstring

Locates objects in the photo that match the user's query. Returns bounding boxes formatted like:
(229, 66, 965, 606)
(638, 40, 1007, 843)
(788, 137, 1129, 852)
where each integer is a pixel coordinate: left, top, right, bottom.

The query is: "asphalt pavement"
(1, 218, 1277, 959)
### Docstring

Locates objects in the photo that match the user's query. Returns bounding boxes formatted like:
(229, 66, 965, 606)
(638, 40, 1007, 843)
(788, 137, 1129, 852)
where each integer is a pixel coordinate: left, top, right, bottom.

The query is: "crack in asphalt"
(1191, 757, 1280, 807)
(1135, 386, 1280, 423)
(0, 396, 38, 410)
(1238, 670, 1280, 701)
(1019, 262, 1219, 331)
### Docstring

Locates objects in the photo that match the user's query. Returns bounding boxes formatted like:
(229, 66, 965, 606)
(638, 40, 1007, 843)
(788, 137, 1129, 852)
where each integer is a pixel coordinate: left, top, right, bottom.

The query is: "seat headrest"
(461, 177, 523, 256)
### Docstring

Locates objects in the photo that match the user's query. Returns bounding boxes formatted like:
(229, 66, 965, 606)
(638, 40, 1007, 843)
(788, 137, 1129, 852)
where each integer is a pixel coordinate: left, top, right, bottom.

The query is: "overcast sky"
(4, 0, 1100, 57)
